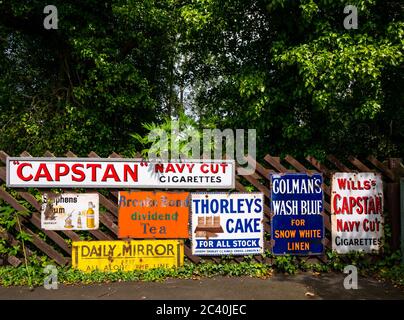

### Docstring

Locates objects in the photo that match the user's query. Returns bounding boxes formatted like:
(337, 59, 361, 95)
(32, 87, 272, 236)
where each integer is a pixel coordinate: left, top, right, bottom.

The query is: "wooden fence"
(0, 150, 402, 267)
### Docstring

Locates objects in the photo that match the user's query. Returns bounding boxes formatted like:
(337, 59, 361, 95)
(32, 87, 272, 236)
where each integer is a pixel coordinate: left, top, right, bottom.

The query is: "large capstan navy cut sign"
(270, 173, 324, 255)
(191, 193, 264, 256)
(6, 158, 235, 189)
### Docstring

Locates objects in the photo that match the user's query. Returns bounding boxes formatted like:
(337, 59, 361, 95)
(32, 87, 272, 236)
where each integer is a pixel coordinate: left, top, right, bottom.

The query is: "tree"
(180, 0, 404, 159)
(0, 0, 179, 156)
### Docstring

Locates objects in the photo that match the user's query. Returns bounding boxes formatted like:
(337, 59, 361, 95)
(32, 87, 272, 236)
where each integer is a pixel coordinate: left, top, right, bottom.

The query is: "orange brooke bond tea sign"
(118, 191, 190, 239)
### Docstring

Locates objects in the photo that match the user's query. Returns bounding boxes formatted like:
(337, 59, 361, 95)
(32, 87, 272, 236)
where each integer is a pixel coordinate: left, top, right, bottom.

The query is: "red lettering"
(220, 163, 228, 173)
(55, 163, 69, 181)
(186, 163, 195, 173)
(72, 164, 85, 182)
(16, 163, 33, 181)
(333, 194, 341, 214)
(337, 178, 347, 190)
(362, 196, 368, 213)
(349, 197, 356, 213)
(123, 164, 138, 182)
(341, 197, 349, 214)
(368, 197, 375, 214)
(175, 163, 185, 173)
(201, 163, 209, 174)
(101, 164, 120, 182)
(154, 164, 164, 173)
(34, 164, 53, 181)
(356, 196, 363, 214)
(210, 164, 219, 174)
(336, 218, 343, 232)
(86, 164, 102, 181)
(375, 196, 382, 214)
(337, 219, 360, 232)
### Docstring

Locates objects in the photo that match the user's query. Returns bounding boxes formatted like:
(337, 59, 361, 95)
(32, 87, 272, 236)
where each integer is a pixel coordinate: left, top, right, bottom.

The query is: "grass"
(0, 261, 273, 287)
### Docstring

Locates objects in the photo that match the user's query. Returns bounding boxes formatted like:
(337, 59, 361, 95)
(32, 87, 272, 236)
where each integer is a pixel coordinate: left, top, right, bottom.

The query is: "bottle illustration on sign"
(77, 211, 82, 229)
(64, 211, 74, 229)
(195, 216, 223, 239)
(86, 202, 96, 229)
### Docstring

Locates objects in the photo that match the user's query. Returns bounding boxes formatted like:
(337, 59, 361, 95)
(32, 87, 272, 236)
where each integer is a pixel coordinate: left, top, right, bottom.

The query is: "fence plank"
(15, 223, 68, 265)
(88, 229, 114, 240)
(89, 191, 118, 217)
(264, 155, 289, 173)
(0, 228, 35, 257)
(281, 155, 332, 199)
(0, 188, 68, 264)
(65, 151, 76, 157)
(44, 150, 55, 157)
(236, 180, 271, 221)
(244, 155, 271, 181)
(184, 245, 200, 263)
(99, 212, 118, 235)
(348, 156, 372, 172)
(367, 156, 396, 181)
(239, 169, 271, 199)
(305, 156, 332, 177)
(284, 155, 315, 174)
(0, 167, 6, 181)
(327, 155, 351, 172)
(29, 213, 72, 255)
(0, 232, 22, 266)
(0, 151, 8, 164)
(0, 188, 71, 256)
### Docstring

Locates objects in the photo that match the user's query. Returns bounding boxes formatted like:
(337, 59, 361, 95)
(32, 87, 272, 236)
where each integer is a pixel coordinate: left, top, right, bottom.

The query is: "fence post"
(385, 158, 403, 253)
(401, 178, 404, 264)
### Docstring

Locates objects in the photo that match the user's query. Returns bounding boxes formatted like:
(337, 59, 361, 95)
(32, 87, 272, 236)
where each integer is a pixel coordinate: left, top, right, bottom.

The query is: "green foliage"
(129, 111, 224, 159)
(1, 248, 402, 287)
(1, 1, 402, 158)
(182, 0, 404, 158)
(0, 0, 179, 156)
(130, 112, 202, 159)
(378, 264, 404, 286)
(273, 255, 299, 274)
(0, 197, 35, 259)
(0, 261, 273, 287)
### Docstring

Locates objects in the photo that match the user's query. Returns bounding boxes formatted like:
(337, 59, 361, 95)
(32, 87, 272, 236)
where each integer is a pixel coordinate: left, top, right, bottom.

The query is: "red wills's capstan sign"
(6, 158, 235, 188)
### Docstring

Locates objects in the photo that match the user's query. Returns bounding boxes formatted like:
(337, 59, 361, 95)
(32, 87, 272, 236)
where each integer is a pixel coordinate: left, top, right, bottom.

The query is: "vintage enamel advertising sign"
(6, 158, 235, 189)
(270, 173, 324, 255)
(72, 240, 184, 272)
(41, 193, 99, 230)
(118, 191, 190, 239)
(191, 193, 264, 256)
(331, 172, 384, 253)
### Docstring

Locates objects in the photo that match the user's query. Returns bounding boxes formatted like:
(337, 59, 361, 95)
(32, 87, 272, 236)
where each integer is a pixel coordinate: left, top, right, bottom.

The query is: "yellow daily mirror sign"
(72, 240, 184, 272)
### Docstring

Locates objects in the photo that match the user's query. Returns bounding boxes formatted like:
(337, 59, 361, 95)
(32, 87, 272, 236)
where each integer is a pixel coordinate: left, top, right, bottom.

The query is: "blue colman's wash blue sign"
(191, 193, 264, 256)
(270, 173, 324, 255)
